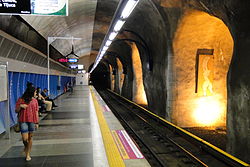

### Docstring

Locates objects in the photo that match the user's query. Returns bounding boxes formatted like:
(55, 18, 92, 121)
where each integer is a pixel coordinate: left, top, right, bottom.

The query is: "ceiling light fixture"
(90, 0, 140, 73)
(121, 0, 139, 19)
(114, 20, 125, 32)
(109, 32, 118, 41)
(103, 46, 108, 51)
(105, 40, 112, 46)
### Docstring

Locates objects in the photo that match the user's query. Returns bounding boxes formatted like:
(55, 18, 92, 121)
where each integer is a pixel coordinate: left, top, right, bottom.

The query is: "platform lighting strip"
(90, 0, 140, 73)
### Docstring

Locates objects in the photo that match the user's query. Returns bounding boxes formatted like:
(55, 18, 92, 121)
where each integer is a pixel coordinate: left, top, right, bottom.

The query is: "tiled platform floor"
(0, 86, 108, 167)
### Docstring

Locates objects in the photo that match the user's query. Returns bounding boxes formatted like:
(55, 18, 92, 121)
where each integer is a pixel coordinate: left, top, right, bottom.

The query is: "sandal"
(26, 156, 31, 161)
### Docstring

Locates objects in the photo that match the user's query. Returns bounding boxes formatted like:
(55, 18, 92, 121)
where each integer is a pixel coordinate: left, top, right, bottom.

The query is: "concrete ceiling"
(21, 0, 98, 58)
(20, 0, 120, 70)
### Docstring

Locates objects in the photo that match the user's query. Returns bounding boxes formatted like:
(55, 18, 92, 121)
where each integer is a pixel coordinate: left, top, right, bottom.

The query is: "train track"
(98, 89, 249, 167)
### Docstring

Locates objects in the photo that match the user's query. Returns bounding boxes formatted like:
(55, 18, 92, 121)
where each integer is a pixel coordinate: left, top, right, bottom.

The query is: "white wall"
(76, 73, 89, 85)
(0, 57, 73, 76)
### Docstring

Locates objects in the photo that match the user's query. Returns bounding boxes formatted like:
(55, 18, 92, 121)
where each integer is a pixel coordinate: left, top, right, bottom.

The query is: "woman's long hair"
(36, 87, 41, 97)
(22, 86, 36, 104)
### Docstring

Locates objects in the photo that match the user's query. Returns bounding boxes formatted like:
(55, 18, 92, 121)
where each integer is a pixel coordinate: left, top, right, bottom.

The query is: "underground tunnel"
(89, 62, 110, 89)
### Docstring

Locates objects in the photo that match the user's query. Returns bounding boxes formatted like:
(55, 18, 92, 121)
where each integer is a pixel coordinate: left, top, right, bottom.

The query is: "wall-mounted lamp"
(90, 0, 140, 73)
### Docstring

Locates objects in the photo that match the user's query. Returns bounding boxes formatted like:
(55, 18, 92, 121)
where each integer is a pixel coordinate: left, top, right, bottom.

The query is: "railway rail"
(98, 89, 249, 167)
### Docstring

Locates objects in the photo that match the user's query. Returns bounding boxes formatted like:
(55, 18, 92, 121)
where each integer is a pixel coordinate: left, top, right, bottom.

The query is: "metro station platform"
(0, 86, 150, 167)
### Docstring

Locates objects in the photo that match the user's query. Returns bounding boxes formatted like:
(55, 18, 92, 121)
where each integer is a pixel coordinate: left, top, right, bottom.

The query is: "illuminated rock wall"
(109, 65, 115, 91)
(172, 9, 233, 127)
(131, 43, 148, 105)
(117, 58, 124, 94)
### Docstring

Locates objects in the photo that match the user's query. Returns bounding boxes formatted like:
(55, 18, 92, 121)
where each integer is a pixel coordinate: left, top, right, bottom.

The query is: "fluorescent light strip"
(91, 0, 140, 73)
(105, 40, 112, 46)
(114, 20, 125, 32)
(109, 32, 118, 40)
(103, 46, 108, 51)
(121, 0, 139, 19)
(101, 50, 106, 55)
(99, 54, 104, 58)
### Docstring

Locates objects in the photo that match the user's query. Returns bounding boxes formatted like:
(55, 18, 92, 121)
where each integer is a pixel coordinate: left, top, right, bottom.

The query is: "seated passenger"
(41, 88, 58, 109)
(36, 87, 52, 112)
(35, 90, 45, 116)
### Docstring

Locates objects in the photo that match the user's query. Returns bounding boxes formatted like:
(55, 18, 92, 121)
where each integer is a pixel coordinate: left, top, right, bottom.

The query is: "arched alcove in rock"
(172, 9, 234, 127)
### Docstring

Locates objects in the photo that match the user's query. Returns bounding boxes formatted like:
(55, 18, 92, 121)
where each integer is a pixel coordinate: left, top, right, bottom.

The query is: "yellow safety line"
(112, 130, 130, 159)
(90, 87, 125, 167)
(109, 89, 250, 167)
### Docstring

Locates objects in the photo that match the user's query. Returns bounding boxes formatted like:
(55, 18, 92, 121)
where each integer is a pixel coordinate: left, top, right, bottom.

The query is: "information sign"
(69, 64, 77, 69)
(58, 58, 78, 63)
(31, 0, 68, 16)
(0, 64, 7, 101)
(0, 0, 31, 14)
(0, 0, 68, 15)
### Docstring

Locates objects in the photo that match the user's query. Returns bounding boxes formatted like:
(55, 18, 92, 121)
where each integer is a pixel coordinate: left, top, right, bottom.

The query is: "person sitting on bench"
(36, 87, 52, 112)
(41, 88, 58, 109)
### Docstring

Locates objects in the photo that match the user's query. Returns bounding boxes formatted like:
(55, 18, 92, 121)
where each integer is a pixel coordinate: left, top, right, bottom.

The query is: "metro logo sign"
(58, 58, 78, 63)
(58, 58, 68, 62)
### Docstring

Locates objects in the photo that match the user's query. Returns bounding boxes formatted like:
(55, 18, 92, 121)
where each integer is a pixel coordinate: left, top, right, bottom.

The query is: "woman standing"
(15, 86, 39, 161)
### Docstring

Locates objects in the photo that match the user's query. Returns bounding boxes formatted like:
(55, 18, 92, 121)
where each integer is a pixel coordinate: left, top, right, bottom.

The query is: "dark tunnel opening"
(89, 63, 110, 90)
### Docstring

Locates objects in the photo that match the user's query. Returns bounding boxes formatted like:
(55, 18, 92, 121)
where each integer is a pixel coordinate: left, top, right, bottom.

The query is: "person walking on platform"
(15, 86, 39, 161)
(41, 88, 58, 109)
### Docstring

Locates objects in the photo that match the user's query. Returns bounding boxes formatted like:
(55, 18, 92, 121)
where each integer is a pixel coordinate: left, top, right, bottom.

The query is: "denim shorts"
(20, 122, 35, 134)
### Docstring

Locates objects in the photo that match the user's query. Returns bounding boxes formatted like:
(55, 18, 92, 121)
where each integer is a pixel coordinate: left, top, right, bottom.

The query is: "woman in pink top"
(15, 86, 39, 161)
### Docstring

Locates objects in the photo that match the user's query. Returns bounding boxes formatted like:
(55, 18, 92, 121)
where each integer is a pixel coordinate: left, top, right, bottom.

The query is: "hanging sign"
(58, 58, 78, 63)
(69, 64, 77, 69)
(0, 0, 68, 15)
(0, 0, 31, 14)
(68, 58, 78, 63)
(58, 58, 68, 63)
(31, 0, 68, 16)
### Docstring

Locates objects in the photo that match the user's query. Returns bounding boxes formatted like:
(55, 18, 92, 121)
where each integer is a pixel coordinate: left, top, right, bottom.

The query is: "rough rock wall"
(131, 43, 148, 105)
(226, 2, 250, 162)
(94, 0, 250, 162)
(156, 0, 250, 162)
(163, 0, 250, 162)
(117, 58, 124, 94)
(124, 0, 169, 117)
(109, 41, 133, 99)
(172, 9, 233, 127)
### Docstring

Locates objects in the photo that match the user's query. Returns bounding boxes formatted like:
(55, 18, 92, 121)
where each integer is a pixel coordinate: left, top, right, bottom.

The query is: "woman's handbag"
(13, 113, 20, 133)
(13, 123, 20, 133)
